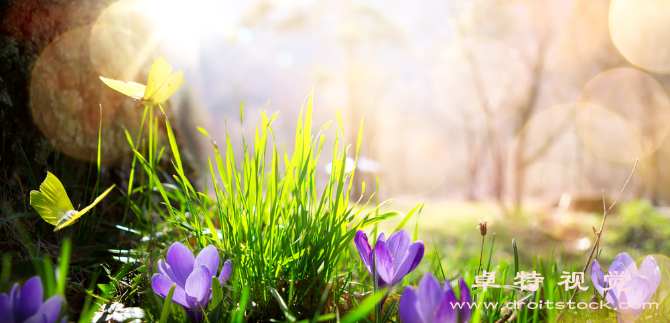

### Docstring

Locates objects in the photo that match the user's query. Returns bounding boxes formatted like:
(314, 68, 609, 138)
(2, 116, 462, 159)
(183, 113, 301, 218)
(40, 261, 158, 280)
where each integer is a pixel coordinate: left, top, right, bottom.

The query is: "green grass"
(3, 87, 670, 322)
(122, 91, 406, 321)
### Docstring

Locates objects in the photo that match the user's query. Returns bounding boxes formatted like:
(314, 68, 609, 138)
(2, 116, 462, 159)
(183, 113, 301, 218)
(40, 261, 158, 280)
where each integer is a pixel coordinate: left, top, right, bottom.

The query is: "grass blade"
(159, 284, 176, 323)
(1, 254, 11, 286)
(0, 212, 38, 227)
(211, 277, 223, 309)
(234, 285, 250, 323)
(340, 288, 388, 323)
(512, 238, 519, 275)
(486, 232, 495, 272)
(269, 287, 296, 322)
(57, 238, 71, 296)
(393, 202, 423, 233)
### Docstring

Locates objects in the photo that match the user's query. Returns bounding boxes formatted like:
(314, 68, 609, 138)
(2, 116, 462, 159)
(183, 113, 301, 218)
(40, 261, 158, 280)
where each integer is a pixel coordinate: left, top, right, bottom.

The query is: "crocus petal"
(408, 241, 425, 273)
(219, 260, 232, 284)
(166, 242, 195, 288)
(60, 317, 67, 323)
(185, 294, 200, 312)
(373, 241, 394, 286)
(376, 232, 387, 245)
(614, 253, 638, 277)
(417, 273, 443, 323)
(185, 265, 212, 308)
(608, 261, 629, 300)
(591, 260, 606, 293)
(185, 309, 204, 323)
(8, 283, 19, 322)
(15, 276, 43, 323)
(399, 286, 424, 323)
(22, 313, 47, 323)
(622, 274, 651, 317)
(0, 294, 14, 323)
(387, 230, 411, 271)
(9, 283, 19, 304)
(34, 295, 62, 323)
(391, 242, 424, 285)
(458, 278, 472, 323)
(158, 259, 182, 289)
(435, 288, 459, 323)
(158, 259, 170, 276)
(151, 274, 189, 308)
(637, 256, 661, 300)
(355, 231, 373, 275)
(617, 291, 636, 323)
(185, 290, 208, 323)
(194, 245, 220, 278)
(591, 260, 618, 308)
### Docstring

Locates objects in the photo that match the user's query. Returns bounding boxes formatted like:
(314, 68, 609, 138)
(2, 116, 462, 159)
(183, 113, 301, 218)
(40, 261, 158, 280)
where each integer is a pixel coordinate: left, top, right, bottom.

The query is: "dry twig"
(556, 159, 638, 322)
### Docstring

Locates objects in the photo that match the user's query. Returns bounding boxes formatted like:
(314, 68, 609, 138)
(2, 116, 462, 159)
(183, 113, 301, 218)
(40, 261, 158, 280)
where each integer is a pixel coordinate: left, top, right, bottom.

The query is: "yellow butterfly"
(30, 172, 116, 231)
(99, 56, 183, 106)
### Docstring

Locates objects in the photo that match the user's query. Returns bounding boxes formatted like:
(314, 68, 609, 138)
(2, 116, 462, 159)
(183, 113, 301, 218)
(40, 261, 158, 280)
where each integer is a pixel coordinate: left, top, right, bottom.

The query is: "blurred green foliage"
(608, 200, 670, 254)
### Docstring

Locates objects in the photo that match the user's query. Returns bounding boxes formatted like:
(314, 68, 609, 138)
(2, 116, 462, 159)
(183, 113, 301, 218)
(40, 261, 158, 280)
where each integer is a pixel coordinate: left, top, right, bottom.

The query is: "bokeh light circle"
(91, 0, 160, 80)
(578, 68, 670, 163)
(30, 26, 145, 162)
(577, 104, 642, 164)
(547, 0, 609, 72)
(510, 104, 588, 197)
(609, 0, 670, 73)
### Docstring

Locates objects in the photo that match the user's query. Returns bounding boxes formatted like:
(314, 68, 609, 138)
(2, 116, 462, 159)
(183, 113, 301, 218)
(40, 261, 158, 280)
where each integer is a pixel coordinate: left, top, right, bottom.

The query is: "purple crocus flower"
(355, 230, 424, 293)
(0, 276, 66, 323)
(399, 273, 472, 323)
(152, 242, 232, 322)
(591, 253, 661, 323)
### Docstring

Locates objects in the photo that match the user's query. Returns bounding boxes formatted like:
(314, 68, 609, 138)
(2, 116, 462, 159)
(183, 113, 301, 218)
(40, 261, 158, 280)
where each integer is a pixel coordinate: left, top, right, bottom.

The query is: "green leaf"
(198, 126, 211, 138)
(211, 276, 223, 309)
(97, 284, 113, 298)
(0, 213, 38, 227)
(234, 285, 250, 323)
(486, 233, 495, 272)
(240, 100, 244, 125)
(513, 238, 519, 276)
(57, 238, 71, 296)
(281, 248, 307, 266)
(97, 104, 102, 175)
(268, 287, 296, 322)
(393, 202, 424, 233)
(114, 263, 135, 280)
(1, 254, 11, 286)
(340, 288, 388, 323)
(204, 214, 223, 249)
(159, 284, 176, 323)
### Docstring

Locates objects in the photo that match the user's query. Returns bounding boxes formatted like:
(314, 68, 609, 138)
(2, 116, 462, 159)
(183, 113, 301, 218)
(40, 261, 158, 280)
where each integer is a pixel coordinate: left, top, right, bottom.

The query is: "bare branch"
(557, 159, 638, 322)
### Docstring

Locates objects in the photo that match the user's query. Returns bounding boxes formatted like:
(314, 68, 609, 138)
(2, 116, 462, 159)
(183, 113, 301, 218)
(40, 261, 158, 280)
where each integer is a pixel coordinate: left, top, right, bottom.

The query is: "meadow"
(2, 81, 668, 323)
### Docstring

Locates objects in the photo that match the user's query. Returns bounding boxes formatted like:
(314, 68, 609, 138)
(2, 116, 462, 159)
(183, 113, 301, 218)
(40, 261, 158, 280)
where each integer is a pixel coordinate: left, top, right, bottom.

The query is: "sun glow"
(141, 0, 231, 38)
(94, 0, 237, 72)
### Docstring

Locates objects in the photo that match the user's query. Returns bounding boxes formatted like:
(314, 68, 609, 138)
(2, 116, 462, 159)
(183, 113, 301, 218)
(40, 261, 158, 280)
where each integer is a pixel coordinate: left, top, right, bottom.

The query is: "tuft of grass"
(126, 90, 402, 321)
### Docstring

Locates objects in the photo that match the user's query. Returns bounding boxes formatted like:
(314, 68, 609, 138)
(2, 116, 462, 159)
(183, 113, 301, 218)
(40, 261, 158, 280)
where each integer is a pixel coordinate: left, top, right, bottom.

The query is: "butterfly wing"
(144, 56, 172, 101)
(55, 184, 116, 231)
(127, 82, 147, 97)
(30, 172, 74, 226)
(100, 76, 146, 99)
(146, 71, 184, 106)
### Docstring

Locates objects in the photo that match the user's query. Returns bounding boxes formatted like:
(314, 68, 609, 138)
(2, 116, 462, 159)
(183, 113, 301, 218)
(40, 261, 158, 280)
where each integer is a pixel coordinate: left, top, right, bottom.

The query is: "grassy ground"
(2, 91, 670, 322)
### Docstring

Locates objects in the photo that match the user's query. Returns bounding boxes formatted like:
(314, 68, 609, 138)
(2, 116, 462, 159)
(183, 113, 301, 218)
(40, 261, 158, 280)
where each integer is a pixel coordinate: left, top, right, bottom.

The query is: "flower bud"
(477, 219, 488, 236)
